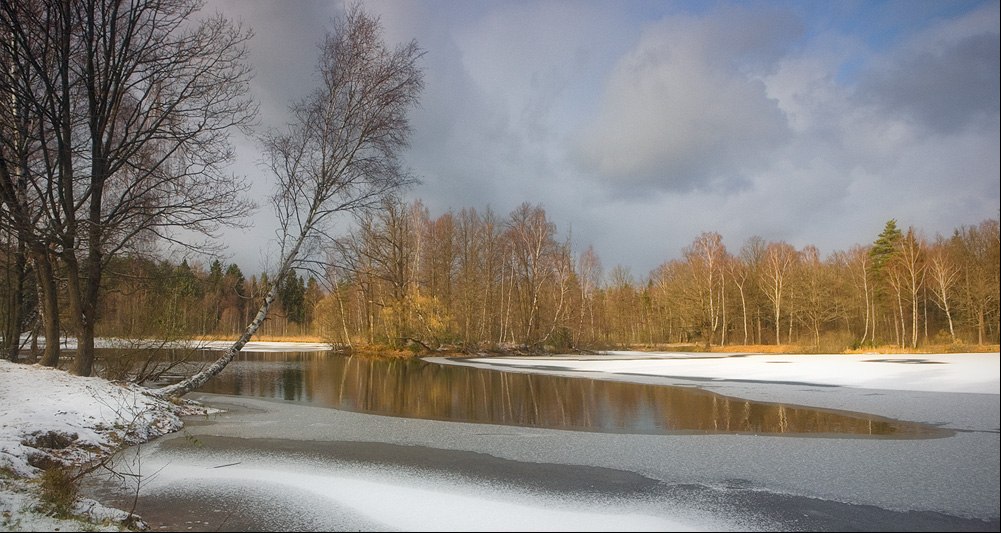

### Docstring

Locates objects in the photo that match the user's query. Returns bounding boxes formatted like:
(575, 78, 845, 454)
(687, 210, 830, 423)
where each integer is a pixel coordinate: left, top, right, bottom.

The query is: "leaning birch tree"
(155, 6, 423, 398)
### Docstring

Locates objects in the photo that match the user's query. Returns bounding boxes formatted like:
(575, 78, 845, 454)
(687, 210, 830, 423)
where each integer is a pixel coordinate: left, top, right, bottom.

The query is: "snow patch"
(460, 352, 1000, 395)
(0, 361, 200, 531)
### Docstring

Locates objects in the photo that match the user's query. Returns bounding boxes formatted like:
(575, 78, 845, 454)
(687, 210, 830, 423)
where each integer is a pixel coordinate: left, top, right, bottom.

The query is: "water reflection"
(149, 351, 950, 439)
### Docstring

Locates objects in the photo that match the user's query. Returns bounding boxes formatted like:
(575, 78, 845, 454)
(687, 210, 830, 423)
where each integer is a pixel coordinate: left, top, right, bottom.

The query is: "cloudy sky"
(206, 0, 999, 279)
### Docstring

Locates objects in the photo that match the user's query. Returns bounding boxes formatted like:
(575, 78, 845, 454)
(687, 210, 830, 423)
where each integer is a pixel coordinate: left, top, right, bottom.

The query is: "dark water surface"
(139, 350, 949, 438)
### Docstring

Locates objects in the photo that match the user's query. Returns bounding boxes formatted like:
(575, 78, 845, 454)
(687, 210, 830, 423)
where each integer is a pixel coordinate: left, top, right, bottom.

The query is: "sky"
(203, 0, 1000, 279)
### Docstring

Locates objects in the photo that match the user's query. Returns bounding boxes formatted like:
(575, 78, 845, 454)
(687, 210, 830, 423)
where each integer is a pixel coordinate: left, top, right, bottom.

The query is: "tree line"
(305, 204, 1000, 352)
(5, 198, 994, 356)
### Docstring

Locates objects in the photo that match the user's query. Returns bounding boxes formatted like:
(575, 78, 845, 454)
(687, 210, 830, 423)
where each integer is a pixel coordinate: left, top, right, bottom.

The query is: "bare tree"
(606, 265, 640, 344)
(505, 203, 559, 345)
(453, 207, 484, 346)
(0, 0, 66, 366)
(343, 196, 419, 346)
(1, 0, 256, 375)
(727, 253, 750, 346)
(954, 219, 999, 345)
(928, 237, 960, 341)
(795, 245, 839, 349)
(156, 5, 423, 397)
(684, 232, 726, 349)
(836, 245, 874, 347)
(576, 245, 602, 346)
(450, 206, 504, 347)
(739, 236, 768, 344)
(760, 241, 797, 345)
(543, 234, 574, 348)
(894, 228, 925, 348)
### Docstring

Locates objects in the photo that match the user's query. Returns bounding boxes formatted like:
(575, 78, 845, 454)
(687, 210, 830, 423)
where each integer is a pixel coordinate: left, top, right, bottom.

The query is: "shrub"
(37, 466, 79, 517)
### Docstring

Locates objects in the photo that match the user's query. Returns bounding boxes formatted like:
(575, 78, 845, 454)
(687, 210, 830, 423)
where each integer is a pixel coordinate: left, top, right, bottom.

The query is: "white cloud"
(575, 7, 799, 195)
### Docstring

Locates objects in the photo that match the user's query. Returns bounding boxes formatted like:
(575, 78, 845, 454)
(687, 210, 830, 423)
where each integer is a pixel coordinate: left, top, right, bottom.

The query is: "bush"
(549, 327, 574, 353)
(37, 466, 79, 517)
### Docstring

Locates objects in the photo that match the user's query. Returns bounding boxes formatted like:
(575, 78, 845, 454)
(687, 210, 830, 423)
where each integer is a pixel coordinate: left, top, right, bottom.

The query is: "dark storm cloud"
(210, 0, 341, 128)
(857, 32, 1000, 133)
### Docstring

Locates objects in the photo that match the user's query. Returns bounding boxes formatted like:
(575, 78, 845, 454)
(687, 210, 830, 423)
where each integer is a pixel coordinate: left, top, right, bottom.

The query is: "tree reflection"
(193, 352, 949, 438)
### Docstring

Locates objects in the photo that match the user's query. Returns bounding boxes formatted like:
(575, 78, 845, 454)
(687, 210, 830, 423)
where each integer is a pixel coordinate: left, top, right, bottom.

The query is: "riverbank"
(0, 361, 207, 531)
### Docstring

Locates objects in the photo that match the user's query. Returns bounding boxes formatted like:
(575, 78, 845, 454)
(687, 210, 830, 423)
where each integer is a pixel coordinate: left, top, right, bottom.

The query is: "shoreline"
(86, 391, 1000, 531)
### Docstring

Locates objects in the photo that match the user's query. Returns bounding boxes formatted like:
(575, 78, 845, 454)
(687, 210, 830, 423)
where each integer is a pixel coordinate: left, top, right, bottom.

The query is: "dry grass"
(37, 466, 79, 517)
(710, 344, 814, 354)
(718, 343, 1000, 355)
(841, 343, 1000, 355)
(616, 341, 998, 355)
(345, 345, 419, 359)
(190, 335, 999, 357)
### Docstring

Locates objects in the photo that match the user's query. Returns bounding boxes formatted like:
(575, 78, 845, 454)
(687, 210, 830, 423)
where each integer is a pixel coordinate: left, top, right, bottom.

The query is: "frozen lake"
(87, 350, 999, 531)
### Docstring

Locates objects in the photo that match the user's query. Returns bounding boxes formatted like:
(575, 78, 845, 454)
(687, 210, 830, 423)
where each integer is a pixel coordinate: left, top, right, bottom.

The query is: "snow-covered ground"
(0, 361, 201, 531)
(2, 348, 999, 531)
(20, 336, 335, 353)
(444, 351, 1000, 394)
(191, 340, 334, 352)
(2, 345, 327, 531)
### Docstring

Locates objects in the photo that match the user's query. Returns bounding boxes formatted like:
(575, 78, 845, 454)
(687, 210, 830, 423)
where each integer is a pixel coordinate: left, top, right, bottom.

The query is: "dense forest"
(4, 198, 996, 357)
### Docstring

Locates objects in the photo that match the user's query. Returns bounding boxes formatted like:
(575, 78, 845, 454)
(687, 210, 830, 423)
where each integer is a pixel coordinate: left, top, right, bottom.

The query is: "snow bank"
(191, 340, 334, 352)
(1, 361, 200, 531)
(0, 478, 135, 532)
(19, 335, 335, 353)
(0, 361, 188, 476)
(460, 352, 1001, 395)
